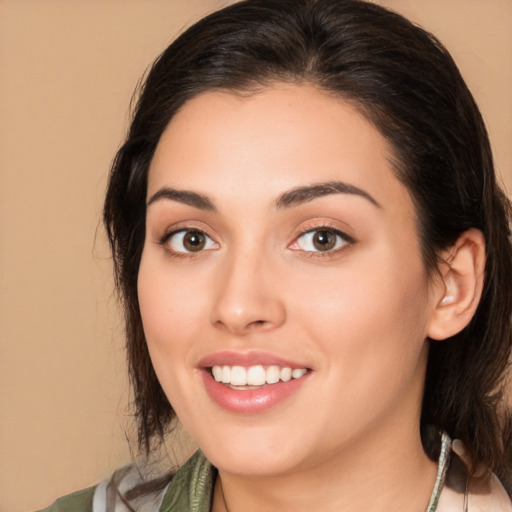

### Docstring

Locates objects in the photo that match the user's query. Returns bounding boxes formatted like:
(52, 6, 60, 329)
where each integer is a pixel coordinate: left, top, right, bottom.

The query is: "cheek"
(137, 256, 209, 367)
(289, 249, 431, 376)
(137, 257, 212, 421)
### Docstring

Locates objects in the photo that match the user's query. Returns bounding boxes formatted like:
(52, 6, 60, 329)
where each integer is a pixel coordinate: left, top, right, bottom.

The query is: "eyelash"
(158, 223, 355, 258)
(290, 224, 355, 257)
(159, 228, 218, 258)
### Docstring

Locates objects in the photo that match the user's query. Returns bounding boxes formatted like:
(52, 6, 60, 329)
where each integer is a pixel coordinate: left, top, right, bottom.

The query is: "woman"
(40, 0, 512, 510)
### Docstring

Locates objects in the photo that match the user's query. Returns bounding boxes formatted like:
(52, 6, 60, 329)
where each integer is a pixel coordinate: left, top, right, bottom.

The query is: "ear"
(427, 228, 486, 341)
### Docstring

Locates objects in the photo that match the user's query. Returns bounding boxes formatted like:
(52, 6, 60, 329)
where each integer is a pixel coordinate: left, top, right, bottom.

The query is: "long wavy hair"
(104, 0, 512, 493)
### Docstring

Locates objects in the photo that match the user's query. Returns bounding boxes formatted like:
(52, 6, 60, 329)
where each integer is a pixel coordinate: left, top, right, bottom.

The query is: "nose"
(210, 250, 286, 335)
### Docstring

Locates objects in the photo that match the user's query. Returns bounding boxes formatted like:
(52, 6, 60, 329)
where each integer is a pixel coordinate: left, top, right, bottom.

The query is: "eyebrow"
(275, 181, 381, 209)
(147, 187, 216, 211)
(146, 180, 381, 212)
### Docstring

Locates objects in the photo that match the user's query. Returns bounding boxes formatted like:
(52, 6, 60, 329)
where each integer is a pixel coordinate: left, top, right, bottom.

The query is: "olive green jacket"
(37, 445, 512, 512)
(37, 451, 214, 512)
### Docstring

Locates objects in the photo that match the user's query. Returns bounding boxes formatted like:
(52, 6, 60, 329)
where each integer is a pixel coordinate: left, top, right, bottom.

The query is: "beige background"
(1, 1, 511, 510)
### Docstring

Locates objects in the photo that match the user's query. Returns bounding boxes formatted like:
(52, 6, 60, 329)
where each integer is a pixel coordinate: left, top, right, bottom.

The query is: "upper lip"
(197, 351, 310, 369)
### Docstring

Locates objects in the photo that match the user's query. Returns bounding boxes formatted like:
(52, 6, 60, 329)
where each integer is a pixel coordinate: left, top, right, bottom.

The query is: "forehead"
(148, 84, 410, 212)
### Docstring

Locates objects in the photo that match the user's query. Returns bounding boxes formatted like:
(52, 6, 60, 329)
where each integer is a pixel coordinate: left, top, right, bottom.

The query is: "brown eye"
(183, 231, 206, 252)
(290, 227, 352, 254)
(167, 229, 218, 254)
(312, 230, 336, 251)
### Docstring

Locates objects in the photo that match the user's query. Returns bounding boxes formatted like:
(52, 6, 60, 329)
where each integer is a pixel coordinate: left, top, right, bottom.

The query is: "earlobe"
(427, 228, 486, 341)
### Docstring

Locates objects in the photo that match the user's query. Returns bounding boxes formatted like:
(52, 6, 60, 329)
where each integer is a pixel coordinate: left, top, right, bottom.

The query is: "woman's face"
(138, 84, 441, 477)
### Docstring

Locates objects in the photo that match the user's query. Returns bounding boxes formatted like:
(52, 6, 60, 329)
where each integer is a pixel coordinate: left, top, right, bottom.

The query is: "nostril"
(249, 319, 270, 330)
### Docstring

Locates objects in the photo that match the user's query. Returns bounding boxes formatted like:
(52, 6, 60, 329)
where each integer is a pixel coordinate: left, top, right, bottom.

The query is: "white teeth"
(292, 368, 307, 379)
(266, 365, 280, 384)
(280, 367, 292, 382)
(221, 365, 231, 384)
(230, 366, 247, 386)
(247, 365, 266, 386)
(212, 366, 223, 382)
(211, 364, 308, 386)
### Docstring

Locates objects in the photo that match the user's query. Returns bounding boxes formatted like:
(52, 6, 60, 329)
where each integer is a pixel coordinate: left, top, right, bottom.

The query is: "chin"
(188, 419, 317, 477)
(205, 445, 302, 477)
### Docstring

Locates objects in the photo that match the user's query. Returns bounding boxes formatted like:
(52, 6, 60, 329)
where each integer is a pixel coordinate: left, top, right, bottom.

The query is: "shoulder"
(159, 450, 216, 512)
(437, 440, 512, 512)
(35, 486, 95, 512)
(75, 450, 214, 512)
(470, 473, 512, 512)
(438, 473, 512, 512)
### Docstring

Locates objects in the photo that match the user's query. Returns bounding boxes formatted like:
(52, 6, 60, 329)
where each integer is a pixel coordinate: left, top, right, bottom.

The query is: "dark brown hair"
(104, 0, 512, 492)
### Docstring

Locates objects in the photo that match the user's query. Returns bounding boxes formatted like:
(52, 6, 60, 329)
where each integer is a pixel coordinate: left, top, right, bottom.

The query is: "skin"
(138, 84, 453, 511)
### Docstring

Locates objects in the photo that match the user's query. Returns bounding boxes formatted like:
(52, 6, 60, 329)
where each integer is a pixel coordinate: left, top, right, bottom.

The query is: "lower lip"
(200, 370, 309, 414)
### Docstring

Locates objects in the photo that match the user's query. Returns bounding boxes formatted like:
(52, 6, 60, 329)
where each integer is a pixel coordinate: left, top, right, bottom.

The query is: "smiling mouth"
(209, 364, 309, 389)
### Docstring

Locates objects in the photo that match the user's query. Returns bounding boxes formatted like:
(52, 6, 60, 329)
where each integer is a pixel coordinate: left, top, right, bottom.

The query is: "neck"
(212, 419, 437, 512)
